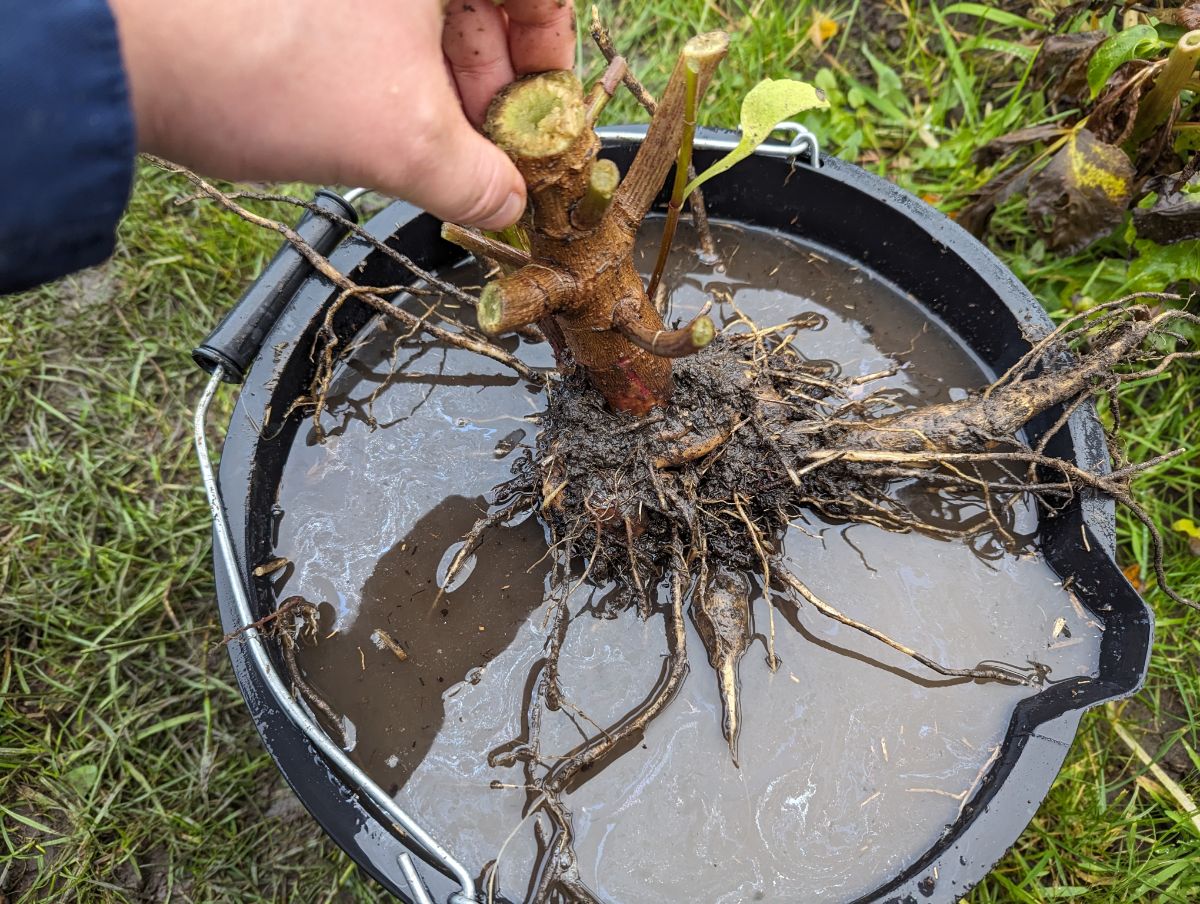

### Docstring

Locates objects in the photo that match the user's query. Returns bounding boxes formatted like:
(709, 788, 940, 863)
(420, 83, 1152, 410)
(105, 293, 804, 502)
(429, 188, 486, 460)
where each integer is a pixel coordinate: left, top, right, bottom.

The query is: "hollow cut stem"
(477, 265, 578, 335)
(590, 6, 718, 259)
(573, 158, 620, 230)
(612, 31, 730, 227)
(441, 223, 531, 270)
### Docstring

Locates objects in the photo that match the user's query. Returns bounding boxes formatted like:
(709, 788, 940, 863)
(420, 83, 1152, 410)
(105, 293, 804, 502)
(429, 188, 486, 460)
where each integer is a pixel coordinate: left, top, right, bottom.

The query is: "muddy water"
(272, 222, 1102, 902)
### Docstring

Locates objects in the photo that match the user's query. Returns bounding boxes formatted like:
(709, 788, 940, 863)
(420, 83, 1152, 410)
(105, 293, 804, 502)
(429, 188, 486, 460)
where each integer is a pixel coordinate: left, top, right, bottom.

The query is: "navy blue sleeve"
(0, 0, 136, 295)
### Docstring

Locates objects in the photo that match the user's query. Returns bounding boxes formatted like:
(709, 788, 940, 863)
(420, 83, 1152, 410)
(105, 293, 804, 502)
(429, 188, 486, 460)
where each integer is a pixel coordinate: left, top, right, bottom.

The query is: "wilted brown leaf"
(958, 157, 1044, 237)
(1035, 31, 1107, 101)
(1133, 174, 1200, 244)
(1087, 62, 1149, 145)
(1028, 129, 1134, 253)
(972, 124, 1067, 167)
(1178, 0, 1200, 30)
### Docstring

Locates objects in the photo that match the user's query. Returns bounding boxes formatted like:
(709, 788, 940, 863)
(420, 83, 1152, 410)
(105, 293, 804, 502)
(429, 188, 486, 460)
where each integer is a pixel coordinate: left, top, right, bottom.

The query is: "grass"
(1, 1, 1197, 901)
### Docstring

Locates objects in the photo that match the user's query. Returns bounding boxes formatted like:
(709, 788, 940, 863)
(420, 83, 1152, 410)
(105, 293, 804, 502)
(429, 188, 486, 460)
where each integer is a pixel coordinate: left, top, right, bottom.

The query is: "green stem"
(573, 159, 621, 230)
(646, 62, 699, 303)
(485, 224, 531, 256)
(1129, 30, 1200, 148)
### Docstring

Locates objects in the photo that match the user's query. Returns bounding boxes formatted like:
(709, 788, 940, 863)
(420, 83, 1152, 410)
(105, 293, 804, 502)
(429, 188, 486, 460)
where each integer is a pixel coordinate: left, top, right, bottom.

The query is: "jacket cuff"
(0, 0, 136, 294)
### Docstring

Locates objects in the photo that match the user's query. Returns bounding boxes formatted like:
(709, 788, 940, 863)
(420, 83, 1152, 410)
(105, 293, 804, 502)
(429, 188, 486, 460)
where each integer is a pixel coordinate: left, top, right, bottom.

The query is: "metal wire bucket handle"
(193, 120, 819, 904)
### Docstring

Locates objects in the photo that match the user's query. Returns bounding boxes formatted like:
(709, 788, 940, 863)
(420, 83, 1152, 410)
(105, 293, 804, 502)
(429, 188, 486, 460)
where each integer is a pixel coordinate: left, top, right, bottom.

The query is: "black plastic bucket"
(199, 128, 1152, 903)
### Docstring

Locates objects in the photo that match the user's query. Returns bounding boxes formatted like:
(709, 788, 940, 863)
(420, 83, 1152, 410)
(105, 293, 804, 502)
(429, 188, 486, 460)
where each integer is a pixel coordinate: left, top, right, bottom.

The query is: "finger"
(442, 0, 516, 126)
(504, 0, 576, 75)
(401, 76, 527, 229)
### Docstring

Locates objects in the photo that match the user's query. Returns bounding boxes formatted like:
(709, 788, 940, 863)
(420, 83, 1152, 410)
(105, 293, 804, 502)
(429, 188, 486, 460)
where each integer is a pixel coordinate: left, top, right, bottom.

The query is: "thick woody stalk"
(478, 32, 730, 414)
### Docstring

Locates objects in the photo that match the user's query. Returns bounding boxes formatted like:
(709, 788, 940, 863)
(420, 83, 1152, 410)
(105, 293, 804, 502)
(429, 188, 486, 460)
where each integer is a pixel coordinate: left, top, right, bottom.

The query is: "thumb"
(401, 109, 527, 231)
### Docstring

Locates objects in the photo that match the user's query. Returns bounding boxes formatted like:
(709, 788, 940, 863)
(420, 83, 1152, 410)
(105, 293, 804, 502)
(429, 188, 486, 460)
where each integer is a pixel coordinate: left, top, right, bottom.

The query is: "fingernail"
(478, 191, 524, 230)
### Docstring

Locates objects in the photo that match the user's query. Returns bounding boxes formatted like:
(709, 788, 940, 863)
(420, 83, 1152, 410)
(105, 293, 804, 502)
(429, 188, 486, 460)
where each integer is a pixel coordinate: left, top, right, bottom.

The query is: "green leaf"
(942, 2, 1048, 32)
(1122, 237, 1200, 294)
(960, 35, 1039, 64)
(1086, 25, 1163, 97)
(683, 79, 828, 196)
(64, 763, 99, 797)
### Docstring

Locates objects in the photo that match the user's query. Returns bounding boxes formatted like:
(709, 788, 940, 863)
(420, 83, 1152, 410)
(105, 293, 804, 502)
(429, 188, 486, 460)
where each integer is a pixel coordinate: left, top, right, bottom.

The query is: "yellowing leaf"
(1173, 519, 1200, 557)
(1173, 519, 1200, 540)
(1027, 128, 1134, 254)
(683, 79, 829, 196)
(807, 10, 839, 50)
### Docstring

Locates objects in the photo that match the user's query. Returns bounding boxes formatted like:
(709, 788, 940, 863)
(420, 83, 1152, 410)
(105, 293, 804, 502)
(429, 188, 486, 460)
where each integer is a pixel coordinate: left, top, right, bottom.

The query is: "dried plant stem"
(585, 54, 627, 124)
(441, 222, 532, 270)
(145, 156, 544, 389)
(589, 5, 717, 259)
(646, 60, 700, 301)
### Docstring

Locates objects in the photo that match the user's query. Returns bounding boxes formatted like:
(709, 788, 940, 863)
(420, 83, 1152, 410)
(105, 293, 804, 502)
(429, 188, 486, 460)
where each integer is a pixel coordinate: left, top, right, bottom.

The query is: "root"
(489, 538, 691, 902)
(279, 629, 348, 748)
(841, 302, 1199, 456)
(436, 494, 536, 606)
(774, 569, 1046, 686)
(549, 551, 689, 794)
(147, 156, 545, 441)
(220, 591, 347, 742)
(219, 593, 312, 646)
(691, 568, 751, 764)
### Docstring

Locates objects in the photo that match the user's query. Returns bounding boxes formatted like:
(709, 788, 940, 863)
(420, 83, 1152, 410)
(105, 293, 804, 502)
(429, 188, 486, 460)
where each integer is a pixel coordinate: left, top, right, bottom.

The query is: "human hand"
(108, 0, 576, 229)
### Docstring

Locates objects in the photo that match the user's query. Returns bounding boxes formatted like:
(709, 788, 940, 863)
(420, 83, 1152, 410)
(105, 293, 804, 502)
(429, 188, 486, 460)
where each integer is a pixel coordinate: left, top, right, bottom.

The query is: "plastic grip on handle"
(192, 189, 359, 383)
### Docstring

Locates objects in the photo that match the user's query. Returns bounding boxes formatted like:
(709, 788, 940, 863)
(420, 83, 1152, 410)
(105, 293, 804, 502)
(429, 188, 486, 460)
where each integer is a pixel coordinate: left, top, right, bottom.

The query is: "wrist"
(107, 0, 303, 172)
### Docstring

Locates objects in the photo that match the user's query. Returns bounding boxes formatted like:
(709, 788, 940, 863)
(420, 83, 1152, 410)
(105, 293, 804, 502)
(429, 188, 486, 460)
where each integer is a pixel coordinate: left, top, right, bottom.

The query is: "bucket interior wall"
(212, 133, 1153, 904)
